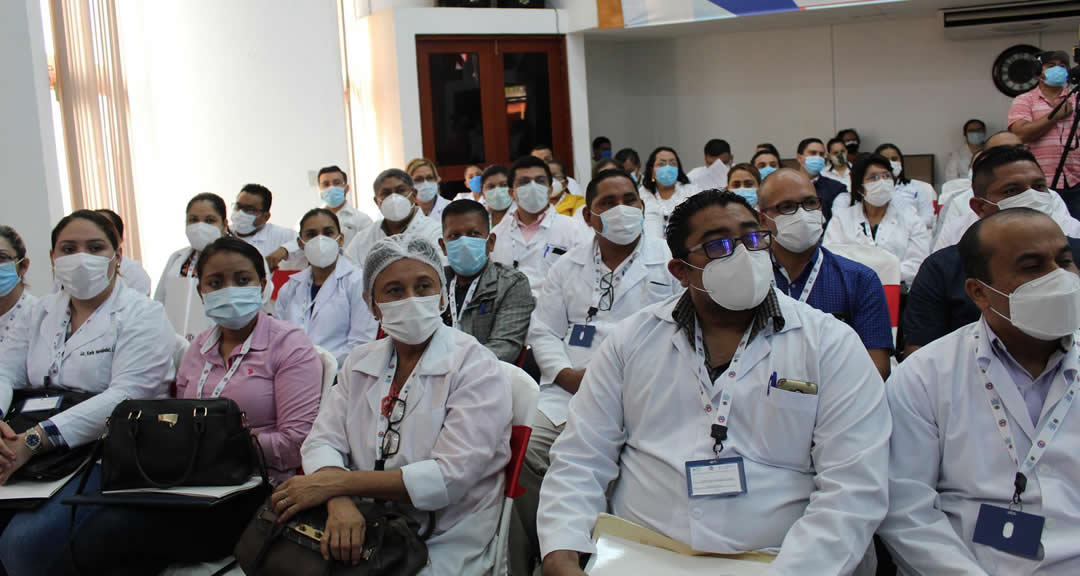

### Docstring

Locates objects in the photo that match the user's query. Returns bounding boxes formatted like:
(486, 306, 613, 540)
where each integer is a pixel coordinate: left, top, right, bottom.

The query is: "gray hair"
(362, 235, 446, 306)
(372, 168, 414, 193)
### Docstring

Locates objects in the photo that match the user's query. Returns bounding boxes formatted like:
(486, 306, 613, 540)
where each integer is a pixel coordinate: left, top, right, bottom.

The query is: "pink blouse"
(177, 312, 322, 483)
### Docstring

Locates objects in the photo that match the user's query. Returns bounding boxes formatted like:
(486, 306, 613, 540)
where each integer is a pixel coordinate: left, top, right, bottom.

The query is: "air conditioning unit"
(941, 0, 1080, 40)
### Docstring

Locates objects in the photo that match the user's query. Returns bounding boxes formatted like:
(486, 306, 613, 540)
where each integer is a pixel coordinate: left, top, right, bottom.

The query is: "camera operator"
(1008, 51, 1080, 193)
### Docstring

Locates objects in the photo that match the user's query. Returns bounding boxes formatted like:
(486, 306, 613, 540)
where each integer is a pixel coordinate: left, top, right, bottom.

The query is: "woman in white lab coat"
(0, 210, 174, 576)
(0, 227, 35, 350)
(640, 146, 700, 240)
(875, 143, 936, 230)
(154, 192, 229, 340)
(824, 153, 930, 285)
(272, 235, 512, 575)
(276, 208, 378, 366)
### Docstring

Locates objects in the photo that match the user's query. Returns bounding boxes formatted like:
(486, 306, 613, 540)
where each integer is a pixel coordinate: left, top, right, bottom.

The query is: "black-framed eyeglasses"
(764, 197, 821, 215)
(380, 397, 406, 462)
(687, 230, 772, 260)
(598, 271, 615, 313)
(232, 203, 265, 216)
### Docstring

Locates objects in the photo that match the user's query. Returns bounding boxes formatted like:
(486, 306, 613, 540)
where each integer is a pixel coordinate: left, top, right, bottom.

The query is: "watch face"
(25, 433, 40, 449)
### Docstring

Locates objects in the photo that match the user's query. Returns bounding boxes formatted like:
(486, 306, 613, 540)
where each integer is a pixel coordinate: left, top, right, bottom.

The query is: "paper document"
(586, 514, 774, 575)
(0, 468, 82, 501)
(163, 275, 211, 342)
(103, 475, 262, 499)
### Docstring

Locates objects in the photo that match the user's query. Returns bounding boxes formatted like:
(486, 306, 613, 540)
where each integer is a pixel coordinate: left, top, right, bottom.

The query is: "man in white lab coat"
(343, 168, 442, 268)
(490, 155, 590, 295)
(509, 169, 680, 576)
(230, 184, 299, 264)
(881, 208, 1080, 574)
(538, 189, 891, 576)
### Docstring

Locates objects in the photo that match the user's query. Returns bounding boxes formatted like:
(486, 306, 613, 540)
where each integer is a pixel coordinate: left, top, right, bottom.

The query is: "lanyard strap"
(976, 335, 1079, 505)
(692, 319, 754, 456)
(509, 217, 525, 268)
(49, 303, 115, 388)
(448, 276, 480, 328)
(196, 329, 253, 398)
(771, 250, 825, 304)
(375, 348, 413, 465)
(588, 242, 639, 321)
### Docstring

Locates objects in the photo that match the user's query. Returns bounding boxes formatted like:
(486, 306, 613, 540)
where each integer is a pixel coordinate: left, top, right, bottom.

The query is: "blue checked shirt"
(772, 246, 893, 351)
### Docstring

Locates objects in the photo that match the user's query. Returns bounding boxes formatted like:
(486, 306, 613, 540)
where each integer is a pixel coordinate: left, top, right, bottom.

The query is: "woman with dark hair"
(726, 163, 762, 207)
(66, 236, 323, 574)
(614, 147, 641, 184)
(0, 226, 33, 350)
(0, 210, 175, 576)
(276, 208, 377, 366)
(822, 137, 852, 191)
(876, 143, 936, 230)
(154, 192, 232, 341)
(640, 146, 700, 239)
(823, 154, 930, 284)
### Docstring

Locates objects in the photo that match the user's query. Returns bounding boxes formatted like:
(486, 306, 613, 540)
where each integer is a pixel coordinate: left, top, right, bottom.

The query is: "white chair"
(165, 332, 190, 388)
(312, 345, 338, 412)
(934, 178, 972, 241)
(494, 361, 539, 576)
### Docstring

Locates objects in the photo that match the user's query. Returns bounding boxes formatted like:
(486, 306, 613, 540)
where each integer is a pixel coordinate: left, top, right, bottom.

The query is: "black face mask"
(844, 140, 860, 152)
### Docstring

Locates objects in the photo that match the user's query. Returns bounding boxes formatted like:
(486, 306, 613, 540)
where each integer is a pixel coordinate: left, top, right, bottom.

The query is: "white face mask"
(186, 222, 222, 252)
(596, 204, 644, 245)
(380, 193, 414, 223)
(992, 188, 1053, 215)
(685, 244, 773, 311)
(304, 235, 340, 268)
(231, 210, 257, 235)
(515, 181, 551, 214)
(377, 294, 443, 345)
(981, 268, 1080, 340)
(890, 160, 903, 178)
(768, 208, 824, 253)
(863, 179, 895, 207)
(54, 253, 115, 300)
(484, 186, 513, 212)
(415, 181, 439, 204)
(550, 179, 564, 199)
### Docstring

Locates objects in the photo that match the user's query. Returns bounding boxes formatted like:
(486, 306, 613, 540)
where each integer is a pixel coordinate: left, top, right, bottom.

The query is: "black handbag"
(99, 398, 257, 490)
(234, 497, 433, 576)
(5, 388, 97, 481)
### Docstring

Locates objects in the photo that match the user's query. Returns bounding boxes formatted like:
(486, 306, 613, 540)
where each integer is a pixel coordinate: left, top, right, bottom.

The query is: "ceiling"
(584, 0, 1019, 42)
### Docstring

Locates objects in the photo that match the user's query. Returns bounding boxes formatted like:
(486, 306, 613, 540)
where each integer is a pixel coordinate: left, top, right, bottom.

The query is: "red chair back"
(504, 425, 532, 498)
(270, 269, 301, 300)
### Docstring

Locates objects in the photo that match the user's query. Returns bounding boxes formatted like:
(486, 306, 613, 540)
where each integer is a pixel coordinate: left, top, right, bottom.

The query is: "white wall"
(1, 0, 65, 296)
(587, 16, 1074, 184)
(119, 0, 349, 293)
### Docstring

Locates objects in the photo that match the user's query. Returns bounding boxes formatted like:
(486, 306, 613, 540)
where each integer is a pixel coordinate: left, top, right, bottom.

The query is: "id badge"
(568, 324, 596, 348)
(972, 503, 1044, 559)
(685, 457, 747, 498)
(20, 395, 63, 413)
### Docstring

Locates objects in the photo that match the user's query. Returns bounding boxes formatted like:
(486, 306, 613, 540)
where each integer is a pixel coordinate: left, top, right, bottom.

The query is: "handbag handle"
(128, 413, 206, 488)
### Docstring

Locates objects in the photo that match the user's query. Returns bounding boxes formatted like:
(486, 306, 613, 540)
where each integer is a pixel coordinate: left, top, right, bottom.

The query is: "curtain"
(51, 0, 140, 260)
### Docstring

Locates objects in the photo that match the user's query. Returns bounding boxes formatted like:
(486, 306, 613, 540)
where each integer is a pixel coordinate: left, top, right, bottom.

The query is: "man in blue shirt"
(798, 137, 848, 223)
(759, 168, 893, 379)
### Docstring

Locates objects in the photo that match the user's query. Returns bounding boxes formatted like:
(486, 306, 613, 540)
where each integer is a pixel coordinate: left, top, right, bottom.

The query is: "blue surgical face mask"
(966, 131, 986, 146)
(758, 165, 777, 181)
(446, 236, 488, 277)
(655, 164, 679, 187)
(733, 188, 758, 207)
(468, 175, 482, 193)
(1045, 65, 1069, 88)
(202, 285, 263, 330)
(599, 149, 612, 159)
(0, 261, 22, 297)
(804, 156, 826, 176)
(321, 186, 346, 208)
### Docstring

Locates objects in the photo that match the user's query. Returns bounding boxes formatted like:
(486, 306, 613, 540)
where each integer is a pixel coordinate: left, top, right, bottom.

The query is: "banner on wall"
(614, 0, 906, 28)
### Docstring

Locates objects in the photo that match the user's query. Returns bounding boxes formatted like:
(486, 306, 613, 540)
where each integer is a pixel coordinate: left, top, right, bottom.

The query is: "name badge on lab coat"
(685, 457, 747, 498)
(569, 324, 596, 348)
(973, 504, 1044, 559)
(20, 396, 63, 413)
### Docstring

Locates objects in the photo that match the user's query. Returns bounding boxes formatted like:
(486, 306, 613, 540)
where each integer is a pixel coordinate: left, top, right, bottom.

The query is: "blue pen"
(767, 371, 777, 396)
(479, 301, 487, 315)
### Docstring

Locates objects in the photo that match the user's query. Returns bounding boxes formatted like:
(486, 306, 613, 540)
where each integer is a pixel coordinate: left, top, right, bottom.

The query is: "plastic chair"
(313, 345, 338, 412)
(269, 269, 301, 300)
(825, 244, 902, 349)
(494, 361, 539, 576)
(166, 332, 191, 397)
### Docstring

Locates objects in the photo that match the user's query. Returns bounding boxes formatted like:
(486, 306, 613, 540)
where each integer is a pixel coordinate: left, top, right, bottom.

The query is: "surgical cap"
(363, 235, 446, 304)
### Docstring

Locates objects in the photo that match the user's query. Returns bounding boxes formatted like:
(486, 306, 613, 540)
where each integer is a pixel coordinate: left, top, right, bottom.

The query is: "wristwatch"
(24, 429, 43, 454)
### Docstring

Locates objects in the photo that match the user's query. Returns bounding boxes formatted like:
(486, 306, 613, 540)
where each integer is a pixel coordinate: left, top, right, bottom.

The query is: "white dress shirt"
(881, 319, 1080, 575)
(237, 221, 300, 263)
(527, 234, 679, 426)
(0, 281, 173, 445)
(822, 165, 852, 191)
(343, 209, 443, 268)
(537, 291, 890, 574)
(895, 179, 937, 230)
(945, 144, 976, 183)
(824, 200, 930, 284)
(489, 206, 590, 295)
(275, 257, 377, 367)
(301, 325, 512, 576)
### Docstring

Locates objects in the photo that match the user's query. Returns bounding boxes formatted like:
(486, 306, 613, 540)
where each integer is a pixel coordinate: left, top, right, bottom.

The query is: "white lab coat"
(640, 182, 700, 241)
(933, 190, 1080, 251)
(0, 292, 36, 348)
(822, 165, 852, 191)
(824, 200, 930, 284)
(236, 222, 298, 258)
(118, 256, 151, 296)
(489, 206, 590, 295)
(423, 194, 452, 225)
(537, 290, 890, 574)
(687, 162, 729, 191)
(945, 144, 975, 183)
(301, 325, 512, 576)
(895, 180, 936, 230)
(275, 258, 377, 367)
(344, 209, 443, 268)
(0, 281, 173, 446)
(281, 203, 375, 258)
(527, 234, 680, 426)
(880, 319, 1080, 575)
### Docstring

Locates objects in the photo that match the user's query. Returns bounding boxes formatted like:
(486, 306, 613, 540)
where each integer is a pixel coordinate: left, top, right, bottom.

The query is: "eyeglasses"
(232, 203, 264, 215)
(380, 397, 406, 462)
(765, 197, 822, 215)
(598, 271, 615, 312)
(864, 173, 894, 184)
(0, 255, 22, 265)
(514, 177, 548, 188)
(687, 230, 772, 260)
